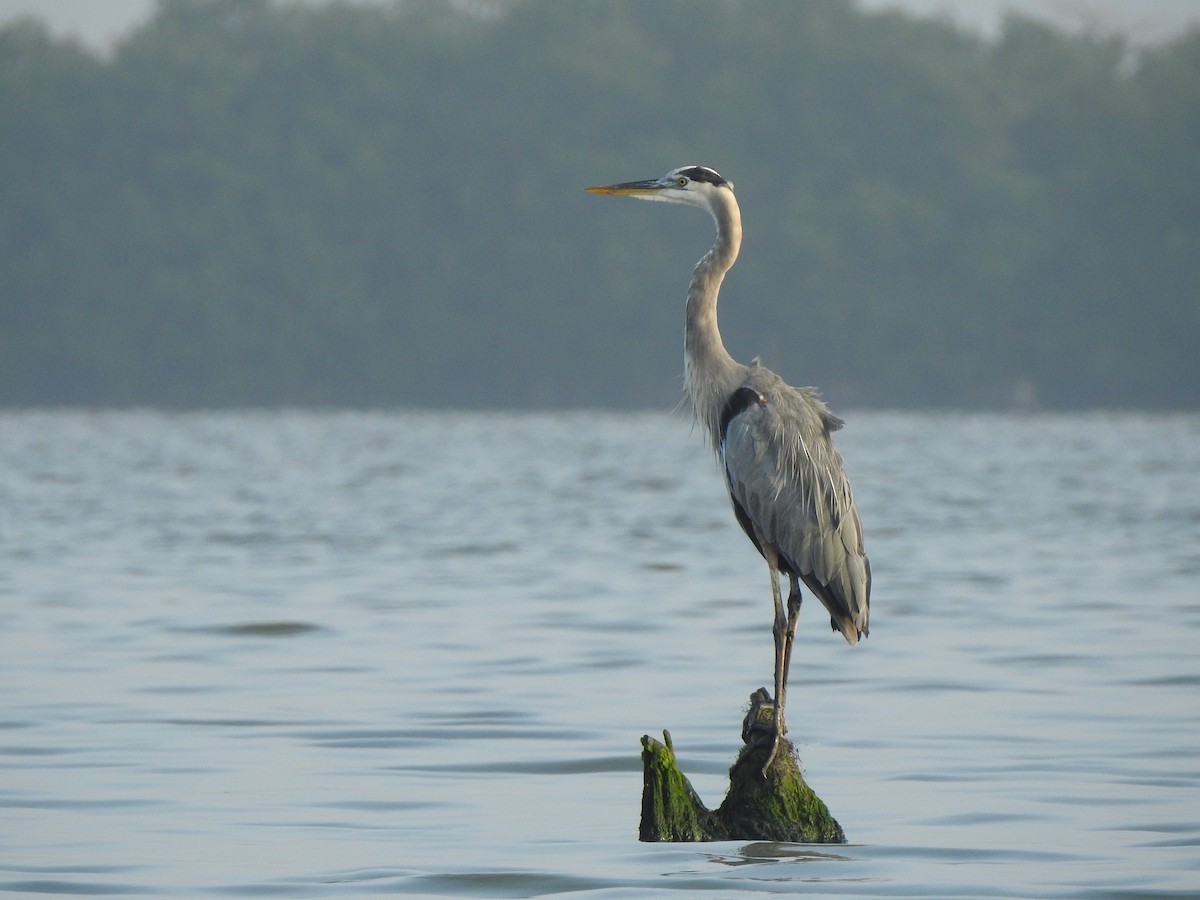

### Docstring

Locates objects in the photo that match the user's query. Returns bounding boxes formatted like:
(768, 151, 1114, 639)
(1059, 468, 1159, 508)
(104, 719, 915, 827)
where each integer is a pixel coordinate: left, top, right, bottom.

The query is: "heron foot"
(741, 688, 787, 777)
(762, 730, 784, 777)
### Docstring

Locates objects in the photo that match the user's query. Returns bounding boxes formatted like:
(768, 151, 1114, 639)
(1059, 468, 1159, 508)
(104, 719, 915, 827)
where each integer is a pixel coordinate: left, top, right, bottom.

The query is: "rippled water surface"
(2, 410, 1198, 897)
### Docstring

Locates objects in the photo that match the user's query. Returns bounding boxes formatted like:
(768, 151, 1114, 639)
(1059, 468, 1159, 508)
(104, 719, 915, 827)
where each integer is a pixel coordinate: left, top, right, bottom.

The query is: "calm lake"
(2, 409, 1198, 897)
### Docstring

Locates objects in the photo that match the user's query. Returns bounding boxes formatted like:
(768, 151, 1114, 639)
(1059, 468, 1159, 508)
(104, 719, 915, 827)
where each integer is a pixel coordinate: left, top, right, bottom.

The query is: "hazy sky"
(0, 0, 1196, 49)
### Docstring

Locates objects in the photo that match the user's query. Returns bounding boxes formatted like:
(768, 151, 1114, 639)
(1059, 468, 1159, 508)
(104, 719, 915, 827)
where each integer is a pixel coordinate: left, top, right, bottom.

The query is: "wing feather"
(719, 372, 870, 643)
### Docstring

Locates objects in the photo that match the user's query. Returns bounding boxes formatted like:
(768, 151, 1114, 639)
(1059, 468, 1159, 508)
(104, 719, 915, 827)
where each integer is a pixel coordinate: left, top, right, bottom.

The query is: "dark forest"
(3, 0, 1197, 409)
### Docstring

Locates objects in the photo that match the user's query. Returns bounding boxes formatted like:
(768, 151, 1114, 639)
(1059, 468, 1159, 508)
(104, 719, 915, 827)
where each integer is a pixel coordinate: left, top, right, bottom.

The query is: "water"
(1, 409, 1197, 897)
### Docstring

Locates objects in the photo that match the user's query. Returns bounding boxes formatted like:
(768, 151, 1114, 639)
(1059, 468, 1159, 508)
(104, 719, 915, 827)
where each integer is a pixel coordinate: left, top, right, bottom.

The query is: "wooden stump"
(639, 689, 846, 843)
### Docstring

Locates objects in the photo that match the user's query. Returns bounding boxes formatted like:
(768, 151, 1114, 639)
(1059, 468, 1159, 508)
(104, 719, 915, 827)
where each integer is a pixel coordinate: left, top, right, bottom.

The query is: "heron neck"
(685, 190, 743, 442)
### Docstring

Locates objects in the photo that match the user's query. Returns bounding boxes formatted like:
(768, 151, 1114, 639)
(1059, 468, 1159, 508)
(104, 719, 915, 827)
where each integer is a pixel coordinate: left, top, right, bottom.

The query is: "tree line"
(1, 0, 1197, 409)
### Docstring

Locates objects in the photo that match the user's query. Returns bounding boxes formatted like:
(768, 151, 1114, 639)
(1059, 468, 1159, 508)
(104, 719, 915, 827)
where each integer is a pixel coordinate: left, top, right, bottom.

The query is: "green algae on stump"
(639, 731, 717, 841)
(639, 692, 846, 843)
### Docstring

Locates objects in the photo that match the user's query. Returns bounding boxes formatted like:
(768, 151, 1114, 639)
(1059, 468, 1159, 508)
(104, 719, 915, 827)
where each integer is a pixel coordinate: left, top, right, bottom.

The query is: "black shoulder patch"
(719, 386, 767, 443)
(679, 166, 728, 186)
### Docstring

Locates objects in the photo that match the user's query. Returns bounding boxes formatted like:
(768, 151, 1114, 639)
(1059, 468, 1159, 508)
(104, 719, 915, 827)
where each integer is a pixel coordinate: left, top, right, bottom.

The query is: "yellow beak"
(585, 178, 663, 196)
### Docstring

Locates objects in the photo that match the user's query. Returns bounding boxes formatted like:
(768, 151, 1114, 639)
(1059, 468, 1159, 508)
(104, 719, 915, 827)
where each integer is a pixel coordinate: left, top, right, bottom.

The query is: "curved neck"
(685, 188, 743, 442)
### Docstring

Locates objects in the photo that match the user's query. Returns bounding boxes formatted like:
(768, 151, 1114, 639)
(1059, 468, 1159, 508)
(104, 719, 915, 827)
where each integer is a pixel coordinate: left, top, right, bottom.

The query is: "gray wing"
(719, 373, 870, 644)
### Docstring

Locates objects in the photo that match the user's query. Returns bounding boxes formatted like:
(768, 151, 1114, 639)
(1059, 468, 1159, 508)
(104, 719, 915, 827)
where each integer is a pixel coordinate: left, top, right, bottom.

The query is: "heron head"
(586, 165, 733, 211)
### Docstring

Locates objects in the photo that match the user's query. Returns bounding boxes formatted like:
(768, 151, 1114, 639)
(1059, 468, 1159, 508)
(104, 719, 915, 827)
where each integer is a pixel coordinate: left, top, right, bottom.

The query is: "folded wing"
(719, 373, 871, 644)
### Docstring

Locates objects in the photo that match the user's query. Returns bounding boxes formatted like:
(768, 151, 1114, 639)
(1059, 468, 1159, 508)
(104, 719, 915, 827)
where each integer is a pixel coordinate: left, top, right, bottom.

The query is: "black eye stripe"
(677, 166, 727, 186)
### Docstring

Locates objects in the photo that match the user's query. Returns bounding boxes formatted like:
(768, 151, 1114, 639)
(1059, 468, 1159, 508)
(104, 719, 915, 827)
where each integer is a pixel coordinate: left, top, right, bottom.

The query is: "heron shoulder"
(731, 366, 845, 440)
(719, 370, 853, 531)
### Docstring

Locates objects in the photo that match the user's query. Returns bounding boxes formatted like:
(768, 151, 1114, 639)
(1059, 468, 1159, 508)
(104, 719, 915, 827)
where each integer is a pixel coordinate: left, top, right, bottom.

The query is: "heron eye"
(677, 177, 688, 187)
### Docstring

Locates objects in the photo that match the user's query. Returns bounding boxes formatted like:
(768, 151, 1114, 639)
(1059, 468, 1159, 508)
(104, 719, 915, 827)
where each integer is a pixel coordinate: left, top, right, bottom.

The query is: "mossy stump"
(639, 689, 846, 843)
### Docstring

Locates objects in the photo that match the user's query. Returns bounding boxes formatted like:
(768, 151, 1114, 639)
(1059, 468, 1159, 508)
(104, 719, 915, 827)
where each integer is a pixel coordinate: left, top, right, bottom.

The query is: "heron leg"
(778, 575, 803, 719)
(764, 558, 787, 775)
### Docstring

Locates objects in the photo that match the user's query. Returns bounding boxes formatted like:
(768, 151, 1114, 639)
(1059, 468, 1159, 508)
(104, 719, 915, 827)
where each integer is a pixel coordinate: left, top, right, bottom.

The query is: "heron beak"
(585, 178, 664, 197)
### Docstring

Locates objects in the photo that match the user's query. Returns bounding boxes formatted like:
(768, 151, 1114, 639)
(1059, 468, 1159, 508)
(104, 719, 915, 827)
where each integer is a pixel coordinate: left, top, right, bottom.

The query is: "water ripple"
(2, 410, 1198, 897)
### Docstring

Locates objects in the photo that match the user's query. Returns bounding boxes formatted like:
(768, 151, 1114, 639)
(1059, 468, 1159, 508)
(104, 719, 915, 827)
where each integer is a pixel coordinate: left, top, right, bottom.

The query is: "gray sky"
(0, 0, 1196, 49)
(859, 0, 1199, 43)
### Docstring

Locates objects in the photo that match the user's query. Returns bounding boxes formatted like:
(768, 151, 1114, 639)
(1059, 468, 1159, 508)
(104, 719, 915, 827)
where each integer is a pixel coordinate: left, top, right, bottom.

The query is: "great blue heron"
(587, 166, 871, 770)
